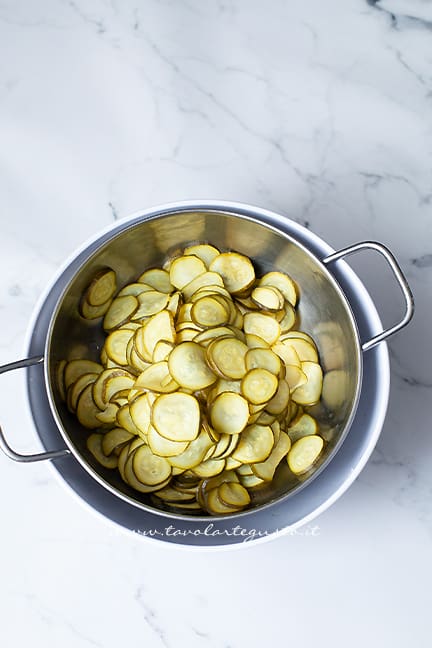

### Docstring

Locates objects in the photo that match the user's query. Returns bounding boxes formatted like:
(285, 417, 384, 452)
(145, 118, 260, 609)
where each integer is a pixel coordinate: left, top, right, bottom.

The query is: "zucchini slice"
(134, 361, 179, 393)
(191, 296, 230, 328)
(209, 392, 249, 435)
(291, 361, 323, 405)
(245, 348, 281, 375)
(132, 291, 169, 320)
(105, 329, 135, 366)
(207, 337, 248, 380)
(152, 392, 200, 442)
(287, 435, 324, 474)
(181, 271, 225, 301)
(102, 428, 134, 457)
(87, 433, 119, 468)
(137, 268, 173, 293)
(147, 425, 189, 457)
(132, 445, 172, 485)
(251, 286, 284, 311)
(184, 243, 220, 266)
(251, 431, 291, 481)
(258, 271, 297, 307)
(64, 359, 103, 390)
(168, 342, 217, 390)
(103, 295, 139, 331)
(287, 413, 318, 444)
(85, 269, 117, 306)
(169, 255, 207, 290)
(209, 252, 255, 295)
(218, 481, 251, 508)
(241, 368, 278, 405)
(76, 384, 102, 429)
(167, 428, 214, 469)
(231, 424, 274, 463)
(243, 313, 280, 345)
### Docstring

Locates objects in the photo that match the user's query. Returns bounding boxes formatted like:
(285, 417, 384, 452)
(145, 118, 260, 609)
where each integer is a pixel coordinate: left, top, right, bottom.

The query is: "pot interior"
(46, 209, 361, 516)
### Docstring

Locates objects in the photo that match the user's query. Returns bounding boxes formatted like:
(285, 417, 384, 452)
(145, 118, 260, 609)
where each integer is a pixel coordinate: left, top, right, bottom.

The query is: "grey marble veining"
(0, 1, 431, 646)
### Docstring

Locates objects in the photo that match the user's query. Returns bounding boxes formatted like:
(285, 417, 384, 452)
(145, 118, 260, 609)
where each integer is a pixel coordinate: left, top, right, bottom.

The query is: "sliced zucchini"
(129, 393, 152, 435)
(76, 384, 102, 429)
(167, 428, 214, 469)
(124, 454, 171, 493)
(287, 413, 318, 443)
(166, 291, 182, 318)
(132, 445, 172, 485)
(105, 329, 135, 366)
(238, 473, 266, 489)
(152, 392, 200, 442)
(193, 326, 235, 347)
(85, 269, 117, 306)
(207, 337, 248, 380)
(218, 481, 250, 508)
(117, 282, 153, 297)
(67, 372, 99, 412)
(87, 433, 119, 468)
(168, 341, 217, 390)
(56, 359, 67, 401)
(191, 296, 230, 328)
(206, 488, 240, 514)
(209, 392, 249, 435)
(64, 359, 103, 391)
(181, 271, 225, 301)
(243, 313, 280, 345)
(251, 286, 284, 311)
(287, 435, 324, 474)
(231, 424, 274, 463)
(143, 310, 175, 357)
(241, 368, 278, 405)
(95, 402, 118, 424)
(134, 361, 179, 393)
(245, 348, 281, 375)
(209, 252, 255, 295)
(266, 379, 290, 415)
(278, 303, 296, 333)
(137, 268, 173, 293)
(102, 427, 134, 457)
(184, 243, 220, 266)
(169, 255, 207, 290)
(258, 271, 297, 306)
(284, 365, 308, 392)
(147, 425, 189, 457)
(80, 296, 113, 320)
(271, 342, 301, 368)
(282, 337, 318, 363)
(103, 295, 139, 331)
(153, 340, 175, 363)
(152, 486, 196, 503)
(116, 404, 141, 436)
(132, 291, 169, 320)
(245, 333, 270, 349)
(251, 431, 291, 481)
(192, 458, 226, 478)
(291, 361, 323, 405)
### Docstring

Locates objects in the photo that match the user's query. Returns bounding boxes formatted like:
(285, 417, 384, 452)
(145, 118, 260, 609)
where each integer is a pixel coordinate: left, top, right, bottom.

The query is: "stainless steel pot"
(0, 202, 414, 527)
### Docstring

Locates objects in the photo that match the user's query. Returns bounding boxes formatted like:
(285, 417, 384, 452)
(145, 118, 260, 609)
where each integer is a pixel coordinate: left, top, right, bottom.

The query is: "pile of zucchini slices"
(57, 244, 325, 516)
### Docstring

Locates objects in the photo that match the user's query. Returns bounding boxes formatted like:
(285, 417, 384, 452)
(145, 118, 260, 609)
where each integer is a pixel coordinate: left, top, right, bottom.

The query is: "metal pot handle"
(323, 241, 414, 352)
(0, 356, 71, 462)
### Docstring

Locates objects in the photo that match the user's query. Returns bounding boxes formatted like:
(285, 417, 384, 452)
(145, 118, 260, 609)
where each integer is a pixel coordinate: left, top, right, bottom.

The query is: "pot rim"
(41, 201, 363, 521)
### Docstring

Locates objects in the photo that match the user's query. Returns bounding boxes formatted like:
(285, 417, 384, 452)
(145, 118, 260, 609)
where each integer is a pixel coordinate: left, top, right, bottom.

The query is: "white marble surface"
(1, 0, 431, 646)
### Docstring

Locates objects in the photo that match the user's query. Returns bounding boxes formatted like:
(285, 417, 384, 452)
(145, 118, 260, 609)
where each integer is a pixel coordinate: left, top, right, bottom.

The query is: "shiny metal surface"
(43, 208, 363, 518)
(24, 203, 391, 546)
(0, 355, 71, 462)
(323, 241, 414, 351)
